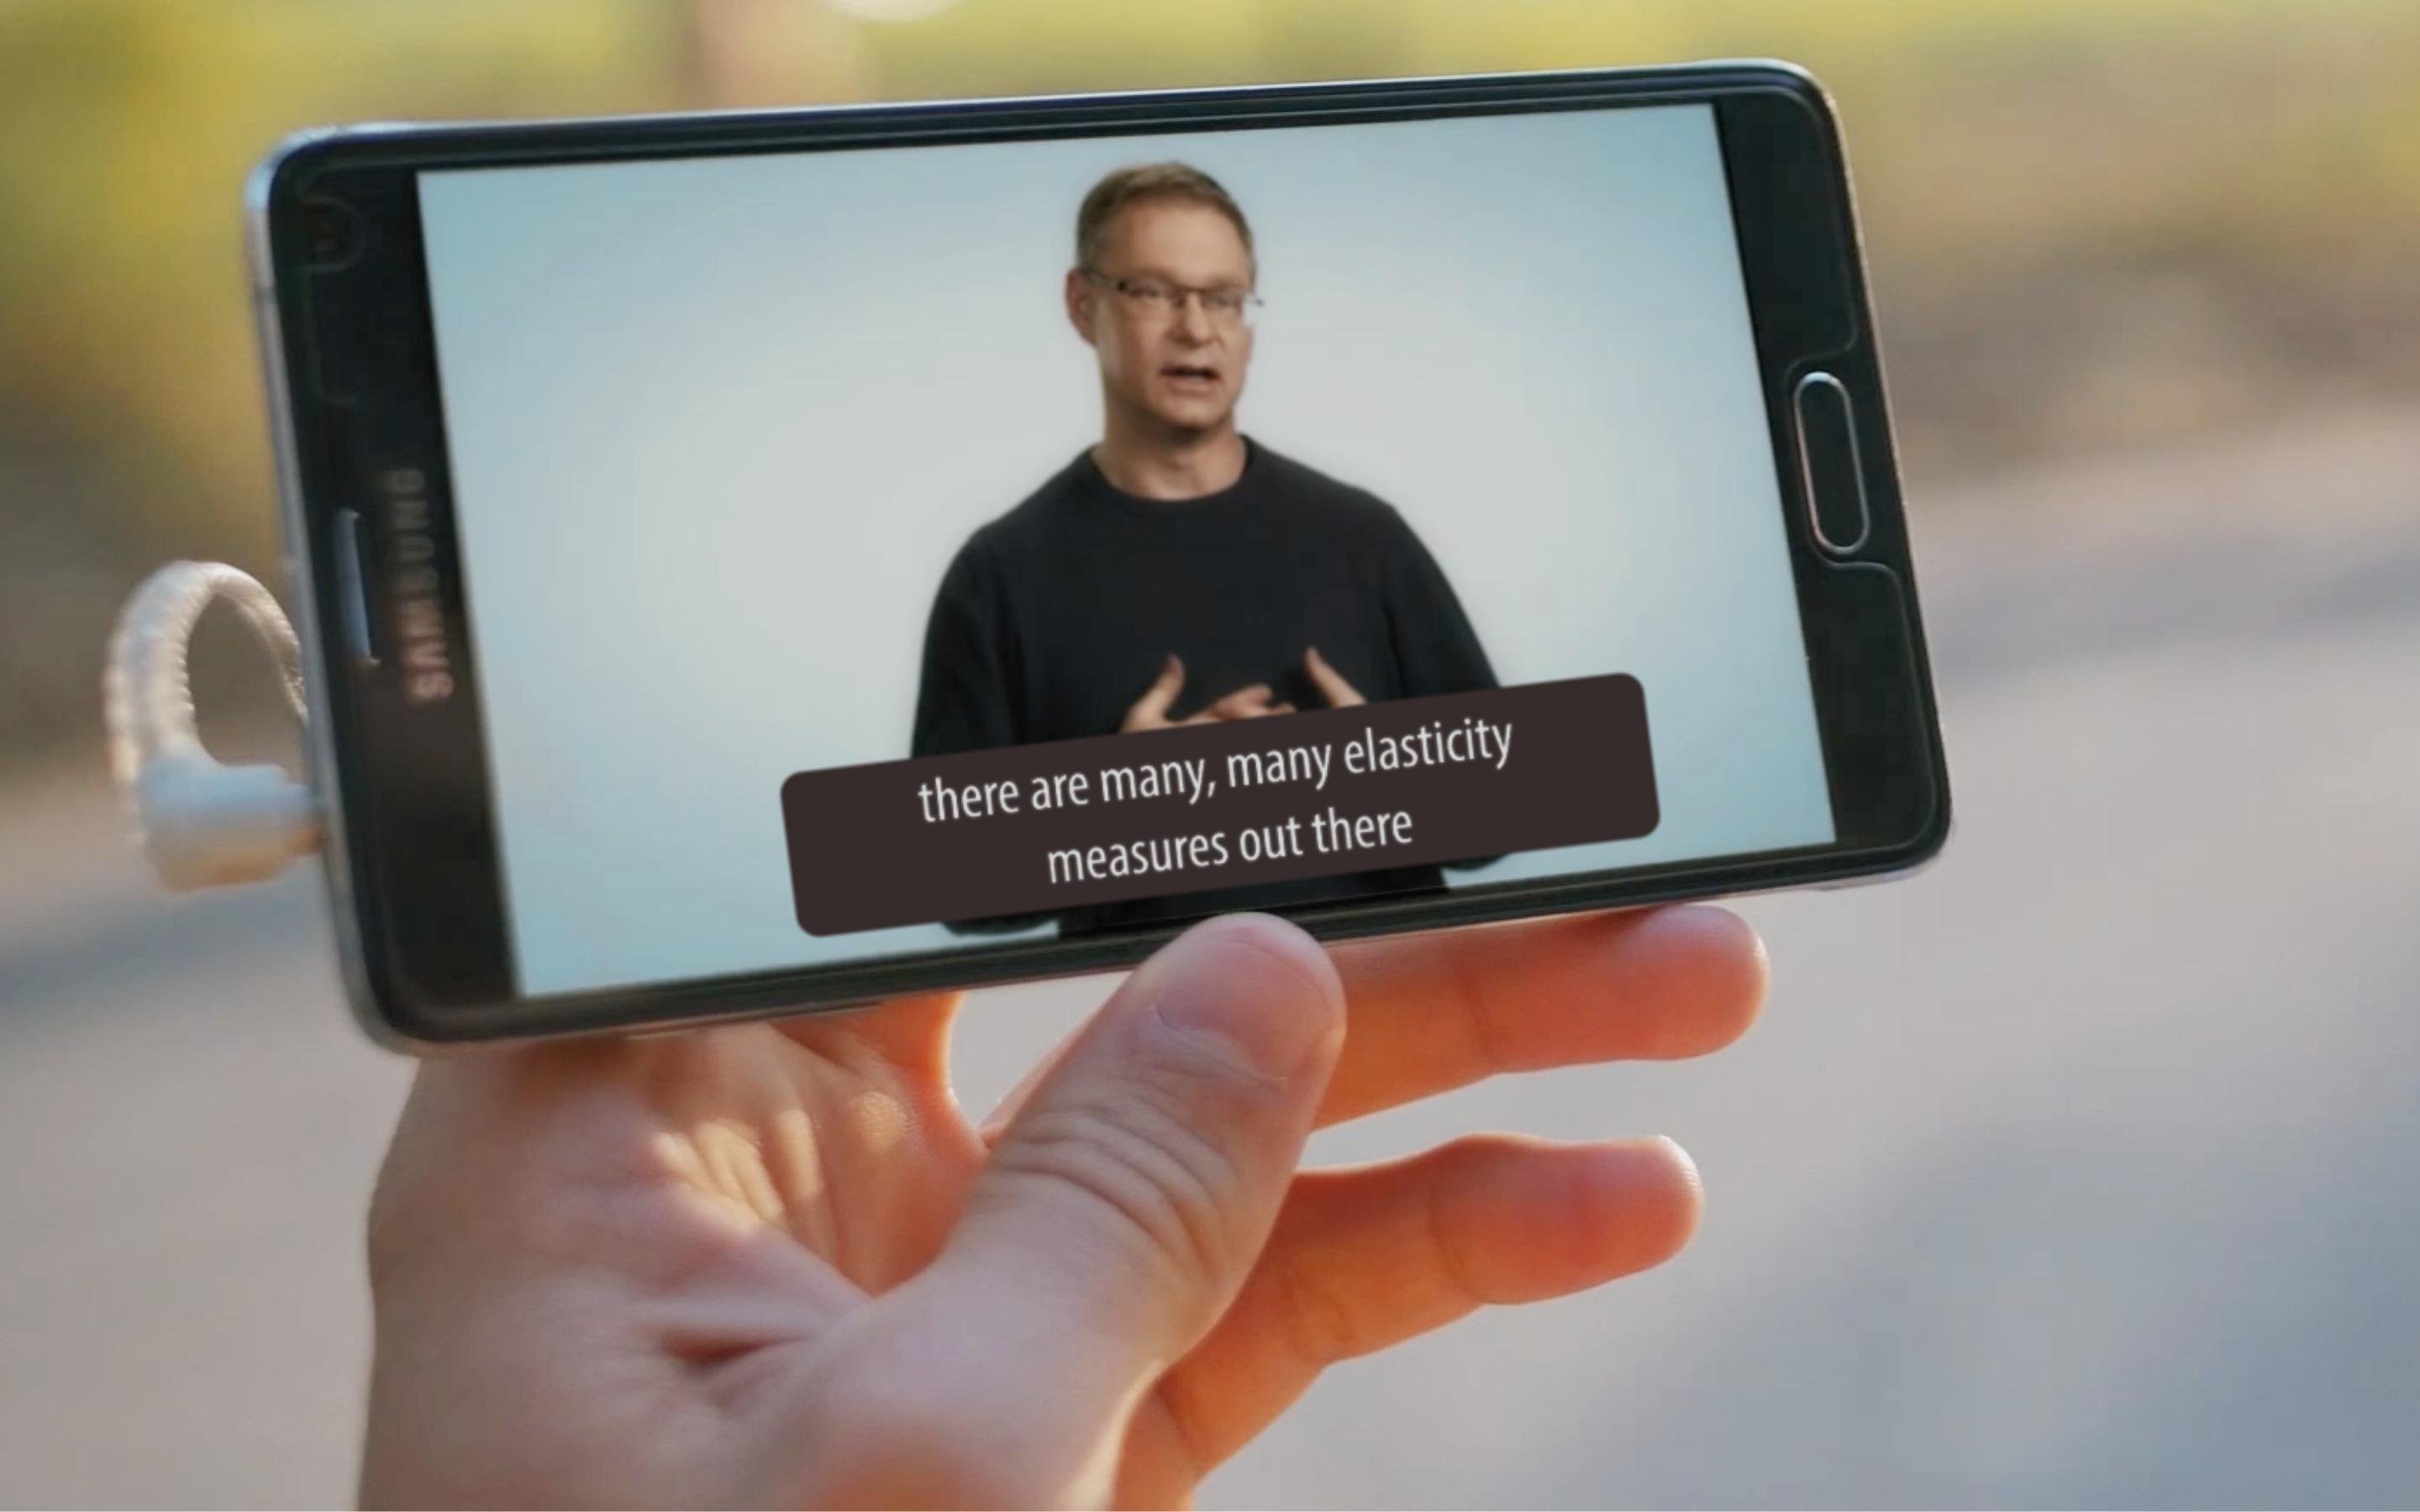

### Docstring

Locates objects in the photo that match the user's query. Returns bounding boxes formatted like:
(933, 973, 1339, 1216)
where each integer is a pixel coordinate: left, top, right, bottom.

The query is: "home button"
(1793, 371, 1870, 555)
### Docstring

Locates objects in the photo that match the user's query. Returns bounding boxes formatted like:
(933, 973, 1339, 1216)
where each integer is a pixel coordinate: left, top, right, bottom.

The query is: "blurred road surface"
(4, 412, 2417, 1507)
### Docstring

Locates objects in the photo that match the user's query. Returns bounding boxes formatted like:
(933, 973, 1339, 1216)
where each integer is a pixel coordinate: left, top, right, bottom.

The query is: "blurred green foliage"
(3, 0, 2417, 759)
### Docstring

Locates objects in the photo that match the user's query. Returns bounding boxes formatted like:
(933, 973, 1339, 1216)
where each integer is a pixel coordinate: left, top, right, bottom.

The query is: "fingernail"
(1147, 916, 1340, 1081)
(1655, 1136, 1703, 1197)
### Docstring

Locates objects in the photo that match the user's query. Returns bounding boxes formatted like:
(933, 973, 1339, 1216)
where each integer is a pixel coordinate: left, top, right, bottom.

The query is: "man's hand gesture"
(1121, 654, 1296, 732)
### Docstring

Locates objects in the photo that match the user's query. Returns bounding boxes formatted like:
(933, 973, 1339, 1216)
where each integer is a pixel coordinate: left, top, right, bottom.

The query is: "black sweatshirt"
(911, 438, 1497, 933)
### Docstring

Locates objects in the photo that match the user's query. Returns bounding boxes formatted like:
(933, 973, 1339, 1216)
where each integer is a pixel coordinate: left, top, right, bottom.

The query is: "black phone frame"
(251, 62, 1950, 1048)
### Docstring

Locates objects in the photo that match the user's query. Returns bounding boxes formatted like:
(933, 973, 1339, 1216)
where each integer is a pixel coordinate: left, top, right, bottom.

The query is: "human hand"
(1120, 654, 1296, 732)
(1302, 645, 1365, 708)
(360, 907, 1765, 1508)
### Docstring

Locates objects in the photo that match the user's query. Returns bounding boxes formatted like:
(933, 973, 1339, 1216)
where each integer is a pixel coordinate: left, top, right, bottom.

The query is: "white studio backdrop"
(418, 102, 1833, 995)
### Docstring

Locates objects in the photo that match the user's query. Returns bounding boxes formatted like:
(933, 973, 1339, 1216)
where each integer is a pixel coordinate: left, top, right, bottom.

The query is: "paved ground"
(4, 411, 2417, 1507)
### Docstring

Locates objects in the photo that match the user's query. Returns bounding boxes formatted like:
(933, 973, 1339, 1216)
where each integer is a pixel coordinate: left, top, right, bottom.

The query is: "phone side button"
(334, 507, 378, 665)
(1793, 371, 1871, 556)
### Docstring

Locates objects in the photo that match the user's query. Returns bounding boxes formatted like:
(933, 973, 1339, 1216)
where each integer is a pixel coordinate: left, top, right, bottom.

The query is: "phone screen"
(413, 101, 1836, 997)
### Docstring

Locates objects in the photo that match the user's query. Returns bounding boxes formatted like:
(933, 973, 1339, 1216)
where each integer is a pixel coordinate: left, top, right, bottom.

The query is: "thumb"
(780, 918, 1344, 1507)
(1303, 644, 1365, 707)
(925, 915, 1343, 1385)
(1125, 653, 1186, 727)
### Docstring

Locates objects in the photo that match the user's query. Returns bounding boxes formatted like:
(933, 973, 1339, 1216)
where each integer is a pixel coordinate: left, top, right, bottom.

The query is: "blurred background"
(3, 0, 2415, 1505)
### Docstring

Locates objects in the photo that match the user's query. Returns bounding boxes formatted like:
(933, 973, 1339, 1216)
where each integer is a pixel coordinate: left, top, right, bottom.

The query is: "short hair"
(1076, 162, 1255, 276)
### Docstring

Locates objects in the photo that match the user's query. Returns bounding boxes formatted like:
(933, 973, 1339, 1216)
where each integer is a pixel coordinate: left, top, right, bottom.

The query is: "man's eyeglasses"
(1083, 269, 1263, 328)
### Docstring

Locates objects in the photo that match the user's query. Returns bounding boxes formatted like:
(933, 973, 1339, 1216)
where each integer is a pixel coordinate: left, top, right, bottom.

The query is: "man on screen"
(913, 162, 1498, 932)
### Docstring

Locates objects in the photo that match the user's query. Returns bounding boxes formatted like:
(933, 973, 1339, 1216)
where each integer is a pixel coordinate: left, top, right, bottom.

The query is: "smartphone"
(250, 62, 1949, 1049)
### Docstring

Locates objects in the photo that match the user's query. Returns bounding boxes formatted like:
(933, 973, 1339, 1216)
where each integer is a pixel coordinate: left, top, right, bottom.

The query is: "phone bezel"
(250, 61, 1950, 1048)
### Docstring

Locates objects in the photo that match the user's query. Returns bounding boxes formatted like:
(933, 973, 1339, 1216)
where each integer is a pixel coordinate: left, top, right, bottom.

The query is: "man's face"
(1069, 198, 1256, 435)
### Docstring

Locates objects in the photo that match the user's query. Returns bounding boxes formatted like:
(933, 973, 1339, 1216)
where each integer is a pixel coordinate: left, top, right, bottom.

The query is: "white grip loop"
(104, 561, 319, 891)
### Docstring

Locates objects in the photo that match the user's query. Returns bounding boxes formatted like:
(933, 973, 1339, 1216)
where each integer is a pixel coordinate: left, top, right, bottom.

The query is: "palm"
(482, 1006, 1268, 1504)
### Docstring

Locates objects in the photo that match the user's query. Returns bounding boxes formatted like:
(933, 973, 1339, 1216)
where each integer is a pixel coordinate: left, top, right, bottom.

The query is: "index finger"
(1207, 683, 1277, 720)
(981, 906, 1762, 1141)
(1316, 905, 1765, 1128)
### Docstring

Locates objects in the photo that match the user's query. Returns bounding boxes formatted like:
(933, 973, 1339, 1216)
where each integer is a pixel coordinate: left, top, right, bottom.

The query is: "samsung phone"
(250, 62, 1949, 1049)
